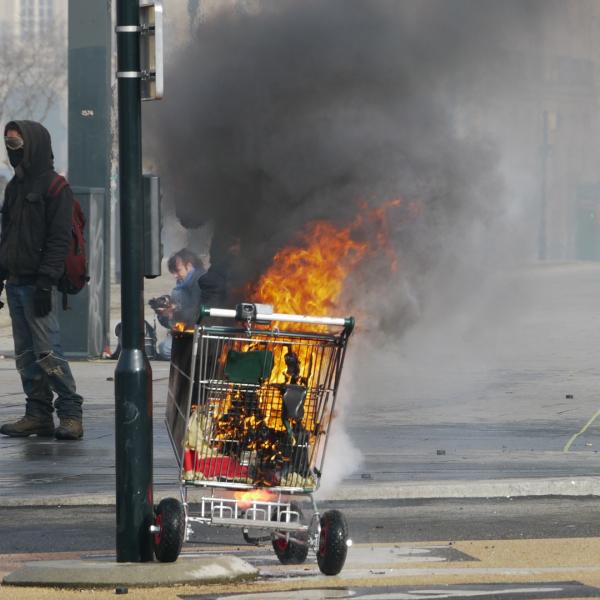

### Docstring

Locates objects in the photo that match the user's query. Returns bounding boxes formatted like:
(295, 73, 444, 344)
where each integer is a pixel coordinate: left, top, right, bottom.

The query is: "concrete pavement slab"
(2, 555, 257, 588)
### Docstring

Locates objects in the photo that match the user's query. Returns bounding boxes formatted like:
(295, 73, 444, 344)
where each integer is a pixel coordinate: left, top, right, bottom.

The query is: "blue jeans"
(6, 284, 83, 420)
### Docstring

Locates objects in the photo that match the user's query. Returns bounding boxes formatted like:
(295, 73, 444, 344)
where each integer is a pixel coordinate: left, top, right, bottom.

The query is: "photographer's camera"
(149, 295, 172, 311)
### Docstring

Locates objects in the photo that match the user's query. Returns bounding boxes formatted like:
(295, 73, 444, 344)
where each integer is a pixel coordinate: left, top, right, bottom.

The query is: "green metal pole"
(115, 0, 154, 562)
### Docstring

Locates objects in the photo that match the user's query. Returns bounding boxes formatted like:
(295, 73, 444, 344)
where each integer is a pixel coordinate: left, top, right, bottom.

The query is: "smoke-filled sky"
(143, 0, 570, 339)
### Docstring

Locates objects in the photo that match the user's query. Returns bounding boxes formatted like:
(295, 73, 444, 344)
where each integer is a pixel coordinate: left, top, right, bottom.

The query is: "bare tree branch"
(0, 21, 67, 171)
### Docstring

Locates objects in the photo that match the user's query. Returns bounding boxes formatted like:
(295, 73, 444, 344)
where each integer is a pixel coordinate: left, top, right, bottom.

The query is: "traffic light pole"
(115, 0, 154, 562)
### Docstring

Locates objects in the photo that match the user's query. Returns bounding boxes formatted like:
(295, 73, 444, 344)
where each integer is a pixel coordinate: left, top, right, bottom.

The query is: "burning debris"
(179, 201, 410, 486)
(182, 331, 335, 487)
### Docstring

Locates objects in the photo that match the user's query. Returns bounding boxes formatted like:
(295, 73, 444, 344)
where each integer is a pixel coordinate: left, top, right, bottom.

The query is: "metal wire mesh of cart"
(166, 319, 352, 492)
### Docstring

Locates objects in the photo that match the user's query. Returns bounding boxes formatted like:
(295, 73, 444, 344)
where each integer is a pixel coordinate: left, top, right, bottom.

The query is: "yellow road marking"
(563, 407, 600, 452)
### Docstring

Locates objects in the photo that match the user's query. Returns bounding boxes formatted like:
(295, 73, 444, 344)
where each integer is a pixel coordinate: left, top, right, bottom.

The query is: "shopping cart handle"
(198, 303, 354, 330)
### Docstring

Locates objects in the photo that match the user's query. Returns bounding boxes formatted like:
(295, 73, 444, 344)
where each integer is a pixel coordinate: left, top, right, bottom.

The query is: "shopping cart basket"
(153, 302, 355, 575)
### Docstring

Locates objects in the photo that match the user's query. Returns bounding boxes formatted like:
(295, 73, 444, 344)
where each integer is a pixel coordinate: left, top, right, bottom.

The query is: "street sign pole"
(115, 0, 154, 562)
(65, 0, 112, 357)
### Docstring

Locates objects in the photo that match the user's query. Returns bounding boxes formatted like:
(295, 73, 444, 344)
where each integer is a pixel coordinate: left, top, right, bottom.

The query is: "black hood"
(4, 120, 54, 178)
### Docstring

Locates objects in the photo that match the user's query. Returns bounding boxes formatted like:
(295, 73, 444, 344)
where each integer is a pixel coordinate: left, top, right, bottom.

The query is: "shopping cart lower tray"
(153, 303, 355, 575)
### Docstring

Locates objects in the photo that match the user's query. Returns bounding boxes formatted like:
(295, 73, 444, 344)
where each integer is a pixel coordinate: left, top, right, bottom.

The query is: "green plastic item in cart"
(224, 349, 274, 384)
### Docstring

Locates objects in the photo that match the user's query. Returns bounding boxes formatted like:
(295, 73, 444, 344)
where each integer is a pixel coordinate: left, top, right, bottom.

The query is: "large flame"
(175, 199, 414, 331)
(253, 221, 368, 322)
(250, 198, 411, 326)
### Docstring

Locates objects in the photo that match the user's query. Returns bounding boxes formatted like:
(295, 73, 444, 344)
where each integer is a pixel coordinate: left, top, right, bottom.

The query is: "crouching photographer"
(151, 248, 205, 360)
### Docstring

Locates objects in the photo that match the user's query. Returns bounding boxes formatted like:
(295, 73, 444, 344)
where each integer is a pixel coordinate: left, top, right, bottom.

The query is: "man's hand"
(0, 282, 4, 310)
(33, 287, 52, 318)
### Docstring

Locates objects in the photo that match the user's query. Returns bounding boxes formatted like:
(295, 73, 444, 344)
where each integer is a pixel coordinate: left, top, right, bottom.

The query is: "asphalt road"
(1, 496, 599, 555)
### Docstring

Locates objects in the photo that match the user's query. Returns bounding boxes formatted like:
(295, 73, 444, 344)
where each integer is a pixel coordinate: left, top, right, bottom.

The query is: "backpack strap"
(47, 174, 68, 198)
(48, 174, 75, 310)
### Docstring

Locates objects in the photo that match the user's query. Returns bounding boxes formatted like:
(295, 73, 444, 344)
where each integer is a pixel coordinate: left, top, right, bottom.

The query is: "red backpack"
(47, 175, 89, 305)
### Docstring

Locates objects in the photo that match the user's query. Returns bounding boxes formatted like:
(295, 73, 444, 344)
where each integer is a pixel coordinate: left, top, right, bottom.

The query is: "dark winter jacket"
(197, 265, 228, 308)
(0, 120, 73, 287)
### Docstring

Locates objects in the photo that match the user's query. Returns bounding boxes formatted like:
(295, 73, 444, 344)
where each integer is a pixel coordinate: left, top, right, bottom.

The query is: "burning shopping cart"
(154, 302, 355, 575)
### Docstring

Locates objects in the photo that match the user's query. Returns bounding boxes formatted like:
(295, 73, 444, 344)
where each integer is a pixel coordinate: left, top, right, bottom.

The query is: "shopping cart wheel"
(153, 498, 185, 563)
(317, 509, 348, 575)
(271, 502, 309, 564)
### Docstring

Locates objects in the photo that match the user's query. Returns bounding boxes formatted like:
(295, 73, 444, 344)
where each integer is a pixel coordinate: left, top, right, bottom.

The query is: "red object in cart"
(184, 449, 248, 479)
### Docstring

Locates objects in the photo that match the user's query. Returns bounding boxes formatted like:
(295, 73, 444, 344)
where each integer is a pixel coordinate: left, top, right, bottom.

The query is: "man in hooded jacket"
(0, 120, 84, 440)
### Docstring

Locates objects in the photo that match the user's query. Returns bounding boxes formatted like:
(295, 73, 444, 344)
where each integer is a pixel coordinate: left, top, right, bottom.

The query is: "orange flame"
(254, 221, 367, 321)
(250, 198, 413, 326)
(234, 488, 273, 509)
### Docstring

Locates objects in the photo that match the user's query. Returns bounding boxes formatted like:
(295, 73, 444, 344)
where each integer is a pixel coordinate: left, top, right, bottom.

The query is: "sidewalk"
(0, 358, 180, 506)
(1, 263, 600, 506)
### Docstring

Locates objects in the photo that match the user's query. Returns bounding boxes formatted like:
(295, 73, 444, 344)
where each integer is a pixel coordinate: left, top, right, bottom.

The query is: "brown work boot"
(55, 417, 83, 440)
(0, 415, 55, 437)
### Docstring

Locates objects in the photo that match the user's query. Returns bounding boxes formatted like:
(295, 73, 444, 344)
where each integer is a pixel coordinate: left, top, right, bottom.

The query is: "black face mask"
(7, 148, 23, 168)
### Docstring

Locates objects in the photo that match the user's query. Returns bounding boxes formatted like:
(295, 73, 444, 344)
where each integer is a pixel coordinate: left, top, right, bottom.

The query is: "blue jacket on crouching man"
(157, 263, 206, 360)
(0, 120, 83, 440)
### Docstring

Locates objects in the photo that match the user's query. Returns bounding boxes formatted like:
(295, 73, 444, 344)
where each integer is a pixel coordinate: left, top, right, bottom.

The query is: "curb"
(317, 476, 600, 500)
(2, 476, 600, 507)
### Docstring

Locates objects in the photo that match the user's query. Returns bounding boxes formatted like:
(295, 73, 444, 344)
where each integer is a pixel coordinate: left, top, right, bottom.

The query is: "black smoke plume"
(144, 0, 552, 333)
